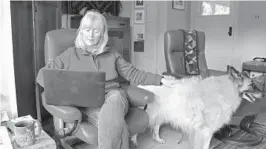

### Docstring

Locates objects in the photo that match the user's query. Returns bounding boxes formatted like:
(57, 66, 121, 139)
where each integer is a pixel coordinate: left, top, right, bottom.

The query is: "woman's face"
(81, 17, 104, 47)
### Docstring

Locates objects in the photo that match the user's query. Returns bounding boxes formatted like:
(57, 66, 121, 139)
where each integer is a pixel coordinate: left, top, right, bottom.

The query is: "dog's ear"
(241, 71, 250, 78)
(226, 65, 234, 73)
(227, 65, 230, 72)
(227, 65, 241, 79)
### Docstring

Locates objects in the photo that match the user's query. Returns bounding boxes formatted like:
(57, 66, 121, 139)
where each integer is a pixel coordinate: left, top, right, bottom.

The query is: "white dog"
(131, 66, 263, 149)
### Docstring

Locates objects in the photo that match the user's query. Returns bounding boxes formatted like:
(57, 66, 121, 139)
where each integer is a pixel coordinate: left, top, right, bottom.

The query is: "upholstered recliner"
(163, 29, 265, 146)
(41, 28, 155, 149)
(163, 29, 226, 78)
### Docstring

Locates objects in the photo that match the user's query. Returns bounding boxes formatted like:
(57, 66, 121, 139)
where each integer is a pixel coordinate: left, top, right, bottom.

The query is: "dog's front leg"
(152, 124, 166, 144)
(202, 131, 212, 149)
(188, 128, 212, 149)
(177, 130, 185, 144)
(130, 134, 139, 147)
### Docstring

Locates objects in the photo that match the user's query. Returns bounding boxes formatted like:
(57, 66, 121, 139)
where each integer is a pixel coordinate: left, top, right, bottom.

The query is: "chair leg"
(53, 117, 64, 131)
(53, 117, 65, 137)
(214, 115, 263, 147)
(53, 117, 78, 149)
(60, 138, 75, 149)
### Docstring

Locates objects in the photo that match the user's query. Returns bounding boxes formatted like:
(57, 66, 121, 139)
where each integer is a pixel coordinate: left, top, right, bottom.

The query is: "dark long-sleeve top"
(36, 47, 162, 91)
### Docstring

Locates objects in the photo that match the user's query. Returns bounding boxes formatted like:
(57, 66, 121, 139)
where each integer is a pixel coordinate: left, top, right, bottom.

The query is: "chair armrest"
(41, 92, 82, 122)
(208, 69, 227, 77)
(121, 85, 155, 107)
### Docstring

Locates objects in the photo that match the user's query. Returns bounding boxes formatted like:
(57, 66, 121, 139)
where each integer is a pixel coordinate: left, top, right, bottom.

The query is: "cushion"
(181, 29, 200, 75)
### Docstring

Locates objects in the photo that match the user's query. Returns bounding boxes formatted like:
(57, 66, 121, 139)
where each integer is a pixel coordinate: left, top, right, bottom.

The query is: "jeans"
(84, 89, 129, 149)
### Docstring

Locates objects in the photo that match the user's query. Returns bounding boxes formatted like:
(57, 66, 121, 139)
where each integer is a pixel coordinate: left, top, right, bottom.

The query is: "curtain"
(0, 0, 18, 119)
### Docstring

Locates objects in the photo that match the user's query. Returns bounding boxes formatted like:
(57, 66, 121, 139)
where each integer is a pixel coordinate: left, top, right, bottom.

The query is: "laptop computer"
(42, 68, 106, 108)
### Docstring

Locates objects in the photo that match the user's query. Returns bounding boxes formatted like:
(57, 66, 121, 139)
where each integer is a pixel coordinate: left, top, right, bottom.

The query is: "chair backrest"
(44, 28, 77, 64)
(44, 28, 115, 65)
(164, 29, 209, 77)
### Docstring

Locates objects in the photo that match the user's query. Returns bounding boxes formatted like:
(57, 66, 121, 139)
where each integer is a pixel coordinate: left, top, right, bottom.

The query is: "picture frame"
(135, 0, 144, 8)
(134, 10, 145, 24)
(134, 24, 145, 41)
(133, 24, 145, 52)
(172, 0, 185, 10)
(136, 33, 144, 41)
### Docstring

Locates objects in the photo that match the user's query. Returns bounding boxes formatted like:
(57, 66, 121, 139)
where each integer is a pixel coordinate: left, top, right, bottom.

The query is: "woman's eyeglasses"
(82, 29, 101, 35)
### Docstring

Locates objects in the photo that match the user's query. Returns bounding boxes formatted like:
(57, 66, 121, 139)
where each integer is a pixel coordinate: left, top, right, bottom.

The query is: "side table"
(0, 126, 13, 149)
(214, 61, 266, 146)
(242, 61, 266, 92)
(242, 61, 266, 73)
(10, 130, 56, 149)
(5, 115, 57, 149)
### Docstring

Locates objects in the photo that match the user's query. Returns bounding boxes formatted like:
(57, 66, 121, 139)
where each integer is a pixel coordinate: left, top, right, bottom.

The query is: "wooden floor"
(41, 113, 266, 149)
(128, 125, 221, 149)
(71, 125, 221, 149)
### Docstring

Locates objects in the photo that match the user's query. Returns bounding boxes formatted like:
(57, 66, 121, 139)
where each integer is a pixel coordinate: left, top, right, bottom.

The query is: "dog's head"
(227, 65, 264, 103)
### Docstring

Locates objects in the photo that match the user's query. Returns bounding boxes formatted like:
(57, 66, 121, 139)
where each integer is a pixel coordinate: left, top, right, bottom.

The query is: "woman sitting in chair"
(36, 10, 176, 149)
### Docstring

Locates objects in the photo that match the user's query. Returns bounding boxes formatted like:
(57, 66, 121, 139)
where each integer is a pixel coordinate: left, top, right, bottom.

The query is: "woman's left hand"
(162, 75, 176, 80)
(161, 76, 178, 87)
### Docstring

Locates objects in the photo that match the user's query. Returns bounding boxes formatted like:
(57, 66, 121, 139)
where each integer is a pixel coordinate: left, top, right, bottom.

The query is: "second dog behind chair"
(132, 65, 263, 149)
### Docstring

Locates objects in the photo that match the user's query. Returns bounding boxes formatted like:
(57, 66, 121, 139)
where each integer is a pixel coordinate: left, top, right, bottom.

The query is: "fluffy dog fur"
(131, 66, 263, 149)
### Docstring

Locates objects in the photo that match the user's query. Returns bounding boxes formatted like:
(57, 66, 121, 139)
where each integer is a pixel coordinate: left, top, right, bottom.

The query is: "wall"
(133, 1, 162, 73)
(122, 1, 160, 73)
(156, 1, 191, 74)
(125, 1, 191, 74)
(119, 1, 132, 18)
(190, 1, 266, 71)
(235, 1, 266, 69)
(0, 0, 18, 119)
(127, 1, 266, 74)
(166, 1, 191, 31)
(155, 2, 169, 74)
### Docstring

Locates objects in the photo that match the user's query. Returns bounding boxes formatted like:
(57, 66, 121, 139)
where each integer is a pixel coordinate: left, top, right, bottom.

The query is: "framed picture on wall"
(172, 0, 185, 10)
(134, 24, 145, 41)
(135, 0, 144, 8)
(136, 33, 144, 41)
(134, 10, 145, 24)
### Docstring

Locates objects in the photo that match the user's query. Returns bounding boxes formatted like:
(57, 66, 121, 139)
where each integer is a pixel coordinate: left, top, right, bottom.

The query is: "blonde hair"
(74, 10, 109, 55)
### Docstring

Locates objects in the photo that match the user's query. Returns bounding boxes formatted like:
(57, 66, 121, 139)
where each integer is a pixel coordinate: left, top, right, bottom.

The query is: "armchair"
(163, 29, 226, 78)
(163, 29, 264, 146)
(41, 28, 155, 149)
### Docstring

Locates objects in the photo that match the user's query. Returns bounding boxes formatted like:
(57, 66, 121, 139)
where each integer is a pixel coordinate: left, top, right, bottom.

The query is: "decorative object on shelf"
(62, 1, 122, 16)
(172, 0, 185, 10)
(135, 0, 144, 8)
(134, 9, 145, 24)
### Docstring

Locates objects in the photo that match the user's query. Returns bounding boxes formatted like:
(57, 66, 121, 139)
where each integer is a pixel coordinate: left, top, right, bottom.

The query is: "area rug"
(213, 122, 266, 149)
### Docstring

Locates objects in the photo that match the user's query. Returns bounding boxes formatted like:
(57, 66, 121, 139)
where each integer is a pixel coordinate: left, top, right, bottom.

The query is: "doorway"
(191, 1, 237, 71)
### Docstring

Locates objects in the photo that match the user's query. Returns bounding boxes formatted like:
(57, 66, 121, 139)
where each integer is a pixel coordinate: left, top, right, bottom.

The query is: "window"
(0, 0, 18, 119)
(201, 1, 230, 16)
